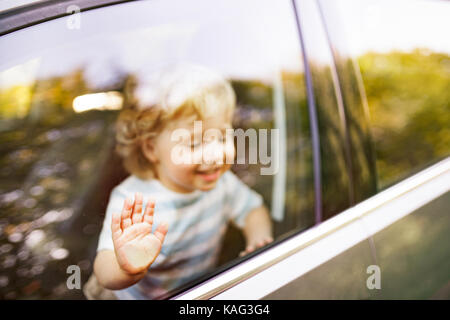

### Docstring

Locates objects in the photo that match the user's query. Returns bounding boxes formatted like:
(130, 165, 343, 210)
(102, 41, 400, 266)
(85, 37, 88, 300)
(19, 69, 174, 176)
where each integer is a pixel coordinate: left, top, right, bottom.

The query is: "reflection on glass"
(324, 0, 450, 189)
(297, 0, 356, 220)
(73, 92, 123, 113)
(359, 49, 450, 189)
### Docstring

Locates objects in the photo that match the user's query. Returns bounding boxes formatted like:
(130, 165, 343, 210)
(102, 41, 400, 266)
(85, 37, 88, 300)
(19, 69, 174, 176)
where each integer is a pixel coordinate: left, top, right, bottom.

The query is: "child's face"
(144, 112, 235, 193)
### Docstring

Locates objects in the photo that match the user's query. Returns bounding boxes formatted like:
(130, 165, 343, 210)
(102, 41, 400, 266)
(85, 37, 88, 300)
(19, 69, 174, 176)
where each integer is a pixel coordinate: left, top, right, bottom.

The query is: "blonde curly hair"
(115, 64, 236, 180)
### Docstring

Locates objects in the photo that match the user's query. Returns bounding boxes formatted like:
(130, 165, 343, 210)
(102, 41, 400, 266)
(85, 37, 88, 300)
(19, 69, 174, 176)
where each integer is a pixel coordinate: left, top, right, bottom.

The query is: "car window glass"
(322, 0, 450, 190)
(0, 0, 314, 299)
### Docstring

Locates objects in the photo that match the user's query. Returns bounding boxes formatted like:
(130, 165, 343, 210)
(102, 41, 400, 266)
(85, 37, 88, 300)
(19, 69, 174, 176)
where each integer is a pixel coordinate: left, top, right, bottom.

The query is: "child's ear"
(141, 138, 159, 163)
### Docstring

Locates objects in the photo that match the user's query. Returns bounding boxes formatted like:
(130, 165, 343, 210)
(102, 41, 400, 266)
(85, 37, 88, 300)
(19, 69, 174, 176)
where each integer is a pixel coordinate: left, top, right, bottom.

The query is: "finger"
(246, 245, 255, 253)
(240, 246, 254, 257)
(121, 197, 133, 229)
(132, 192, 143, 224)
(153, 221, 169, 243)
(143, 197, 155, 227)
(111, 211, 122, 238)
(264, 237, 274, 244)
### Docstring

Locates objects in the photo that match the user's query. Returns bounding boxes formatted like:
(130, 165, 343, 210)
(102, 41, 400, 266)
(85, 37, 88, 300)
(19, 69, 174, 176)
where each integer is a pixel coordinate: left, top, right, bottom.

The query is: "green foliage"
(358, 49, 450, 188)
(0, 85, 33, 119)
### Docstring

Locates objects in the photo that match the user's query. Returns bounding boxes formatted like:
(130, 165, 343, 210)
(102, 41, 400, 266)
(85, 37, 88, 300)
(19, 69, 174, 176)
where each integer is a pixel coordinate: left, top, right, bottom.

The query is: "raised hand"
(111, 192, 168, 275)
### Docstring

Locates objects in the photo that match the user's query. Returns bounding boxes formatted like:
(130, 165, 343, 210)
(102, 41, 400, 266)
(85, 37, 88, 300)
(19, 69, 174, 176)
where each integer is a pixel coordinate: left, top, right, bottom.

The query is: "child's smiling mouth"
(196, 168, 222, 182)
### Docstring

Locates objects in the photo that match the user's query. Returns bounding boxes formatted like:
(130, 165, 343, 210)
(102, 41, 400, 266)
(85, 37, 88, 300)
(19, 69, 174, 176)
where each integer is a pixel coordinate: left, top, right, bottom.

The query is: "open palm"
(112, 193, 168, 275)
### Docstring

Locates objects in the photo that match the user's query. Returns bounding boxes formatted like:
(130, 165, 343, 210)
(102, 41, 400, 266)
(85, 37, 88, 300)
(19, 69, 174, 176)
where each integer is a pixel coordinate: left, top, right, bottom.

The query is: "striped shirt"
(96, 171, 263, 299)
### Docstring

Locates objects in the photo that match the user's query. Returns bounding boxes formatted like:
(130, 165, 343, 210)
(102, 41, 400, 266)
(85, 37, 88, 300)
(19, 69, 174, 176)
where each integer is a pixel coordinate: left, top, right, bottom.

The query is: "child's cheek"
(191, 148, 203, 165)
(170, 165, 195, 187)
(169, 145, 190, 166)
(224, 141, 235, 164)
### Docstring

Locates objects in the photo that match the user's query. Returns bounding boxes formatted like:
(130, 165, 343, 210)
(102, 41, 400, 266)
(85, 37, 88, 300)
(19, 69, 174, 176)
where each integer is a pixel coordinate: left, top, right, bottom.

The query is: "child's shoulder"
(221, 170, 242, 187)
(110, 175, 158, 198)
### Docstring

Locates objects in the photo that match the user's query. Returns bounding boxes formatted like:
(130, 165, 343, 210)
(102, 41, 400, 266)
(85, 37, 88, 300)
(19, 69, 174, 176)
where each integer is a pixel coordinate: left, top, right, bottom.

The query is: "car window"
(321, 0, 450, 190)
(0, 0, 314, 299)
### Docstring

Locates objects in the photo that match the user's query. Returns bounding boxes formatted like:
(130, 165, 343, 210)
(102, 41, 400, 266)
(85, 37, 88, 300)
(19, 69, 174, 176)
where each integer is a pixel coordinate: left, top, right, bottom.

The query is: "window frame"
(0, 0, 138, 36)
